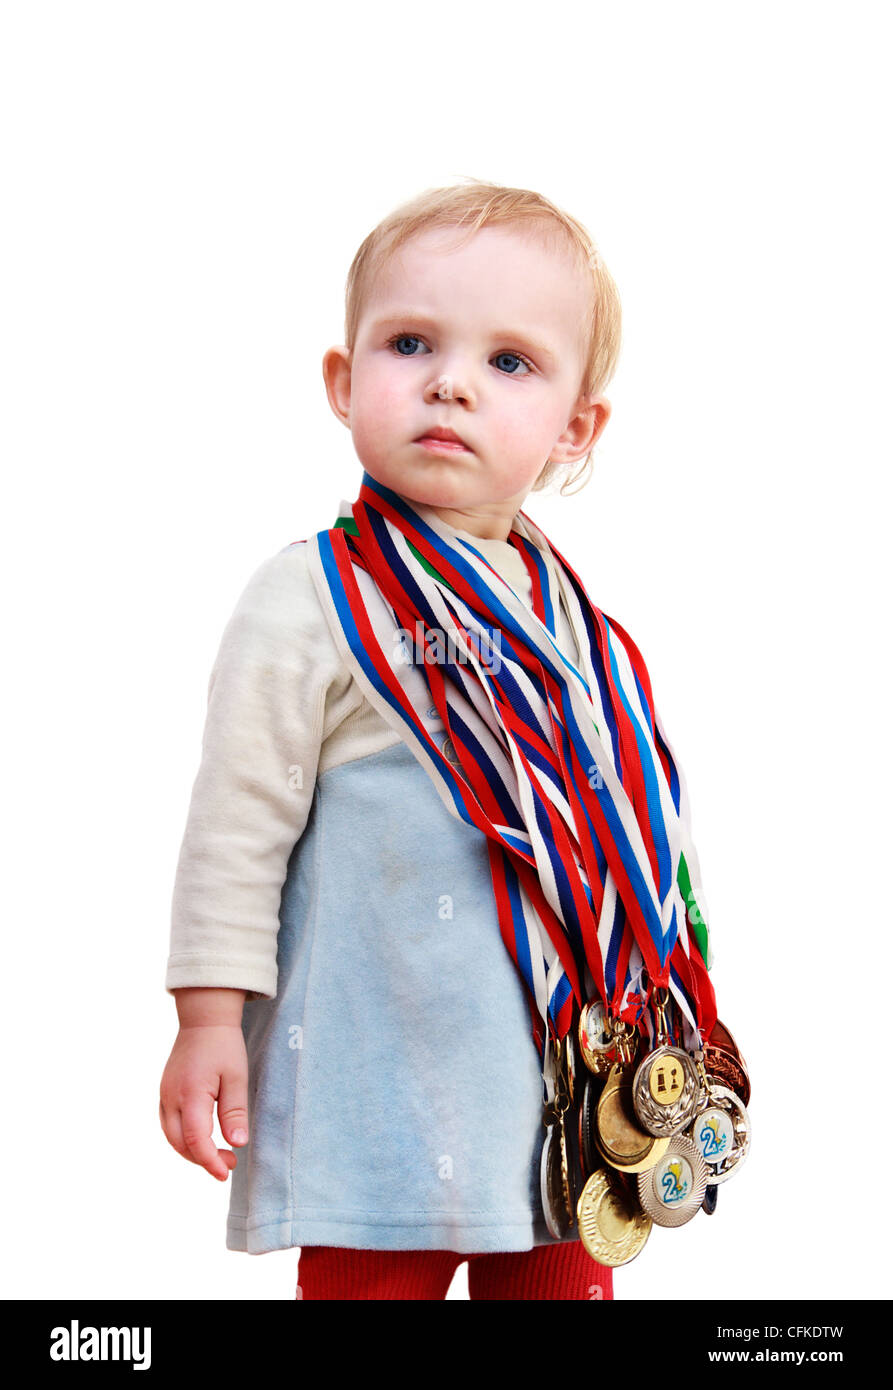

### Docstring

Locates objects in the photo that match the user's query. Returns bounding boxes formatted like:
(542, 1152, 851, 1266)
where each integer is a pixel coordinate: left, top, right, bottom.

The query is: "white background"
(2, 0, 890, 1301)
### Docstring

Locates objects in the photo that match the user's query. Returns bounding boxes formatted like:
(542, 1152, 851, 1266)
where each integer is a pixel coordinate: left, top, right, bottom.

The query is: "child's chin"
(363, 461, 475, 508)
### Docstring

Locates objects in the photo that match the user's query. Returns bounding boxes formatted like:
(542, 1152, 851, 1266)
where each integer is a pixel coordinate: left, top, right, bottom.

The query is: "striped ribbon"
(304, 473, 716, 1073)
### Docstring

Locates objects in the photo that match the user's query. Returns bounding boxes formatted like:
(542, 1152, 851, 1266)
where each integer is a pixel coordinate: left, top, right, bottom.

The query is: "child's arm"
(160, 542, 333, 1180)
(159, 987, 247, 1181)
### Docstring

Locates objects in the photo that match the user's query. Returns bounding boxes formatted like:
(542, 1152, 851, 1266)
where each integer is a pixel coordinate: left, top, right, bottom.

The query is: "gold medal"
(577, 1168, 652, 1267)
(594, 1023, 670, 1174)
(558, 1114, 574, 1224)
(563, 1030, 577, 1105)
(595, 1064, 670, 1172)
(578, 997, 615, 1074)
(539, 1035, 574, 1238)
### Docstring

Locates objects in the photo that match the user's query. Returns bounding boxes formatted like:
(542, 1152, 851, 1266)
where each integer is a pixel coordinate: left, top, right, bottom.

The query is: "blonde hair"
(343, 178, 622, 495)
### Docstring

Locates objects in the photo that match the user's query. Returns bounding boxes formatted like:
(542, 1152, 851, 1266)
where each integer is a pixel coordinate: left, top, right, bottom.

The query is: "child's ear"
(322, 345, 353, 427)
(555, 395, 611, 465)
(587, 396, 612, 450)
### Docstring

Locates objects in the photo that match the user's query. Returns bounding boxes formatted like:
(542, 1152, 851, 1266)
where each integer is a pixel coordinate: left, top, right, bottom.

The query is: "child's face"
(323, 224, 610, 539)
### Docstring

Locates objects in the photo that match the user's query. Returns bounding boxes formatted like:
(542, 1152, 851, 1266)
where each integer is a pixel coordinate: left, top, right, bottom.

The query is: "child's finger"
(217, 1071, 250, 1149)
(179, 1099, 231, 1180)
(159, 1098, 195, 1164)
(160, 1100, 227, 1174)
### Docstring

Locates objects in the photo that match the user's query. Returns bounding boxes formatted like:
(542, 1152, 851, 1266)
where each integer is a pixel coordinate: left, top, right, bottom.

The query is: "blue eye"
(492, 351, 532, 376)
(387, 333, 428, 356)
(385, 333, 533, 375)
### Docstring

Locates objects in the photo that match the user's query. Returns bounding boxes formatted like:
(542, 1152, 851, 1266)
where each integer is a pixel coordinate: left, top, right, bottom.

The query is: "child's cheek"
(495, 402, 548, 459)
(362, 361, 409, 417)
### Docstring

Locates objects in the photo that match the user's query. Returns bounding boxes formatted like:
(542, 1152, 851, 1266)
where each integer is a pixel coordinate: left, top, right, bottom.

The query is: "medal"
(637, 1134, 709, 1227)
(540, 1123, 571, 1240)
(539, 1035, 575, 1237)
(564, 1029, 577, 1105)
(705, 1018, 751, 1105)
(308, 479, 745, 1272)
(632, 988, 703, 1137)
(565, 1086, 586, 1211)
(577, 1168, 652, 1267)
(578, 1073, 604, 1181)
(689, 1077, 750, 1185)
(594, 1023, 670, 1174)
(578, 997, 615, 1074)
(710, 1019, 743, 1056)
(632, 1045, 702, 1137)
(703, 1042, 750, 1107)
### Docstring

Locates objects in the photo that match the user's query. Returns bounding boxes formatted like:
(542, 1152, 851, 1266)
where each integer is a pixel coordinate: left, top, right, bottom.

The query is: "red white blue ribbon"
(304, 473, 716, 1067)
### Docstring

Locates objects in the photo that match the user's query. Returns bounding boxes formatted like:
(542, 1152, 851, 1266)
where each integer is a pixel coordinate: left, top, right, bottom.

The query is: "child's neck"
(409, 500, 518, 543)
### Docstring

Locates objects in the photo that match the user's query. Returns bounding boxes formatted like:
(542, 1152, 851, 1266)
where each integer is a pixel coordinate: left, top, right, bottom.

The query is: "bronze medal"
(705, 1019, 751, 1106)
(703, 1042, 750, 1107)
(710, 1019, 743, 1057)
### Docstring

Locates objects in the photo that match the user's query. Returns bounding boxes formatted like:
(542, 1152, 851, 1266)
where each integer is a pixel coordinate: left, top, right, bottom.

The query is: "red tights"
(296, 1240, 613, 1301)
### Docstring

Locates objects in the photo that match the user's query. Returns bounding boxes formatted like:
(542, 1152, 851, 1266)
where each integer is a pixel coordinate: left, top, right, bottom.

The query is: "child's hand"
(160, 990, 249, 1181)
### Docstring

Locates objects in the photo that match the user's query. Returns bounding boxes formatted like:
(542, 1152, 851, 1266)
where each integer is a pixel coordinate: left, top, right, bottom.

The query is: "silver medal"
(636, 1133, 708, 1227)
(632, 1044, 702, 1137)
(688, 1077, 750, 1185)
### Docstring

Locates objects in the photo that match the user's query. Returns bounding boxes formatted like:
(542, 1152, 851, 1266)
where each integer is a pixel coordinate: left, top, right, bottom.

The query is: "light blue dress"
(167, 519, 586, 1256)
(226, 737, 576, 1254)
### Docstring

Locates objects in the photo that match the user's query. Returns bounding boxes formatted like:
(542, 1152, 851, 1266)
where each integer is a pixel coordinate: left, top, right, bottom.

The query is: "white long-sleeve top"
(165, 500, 590, 1256)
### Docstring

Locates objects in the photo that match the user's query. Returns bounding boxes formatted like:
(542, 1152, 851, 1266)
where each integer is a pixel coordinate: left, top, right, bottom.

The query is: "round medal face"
(691, 1106, 735, 1167)
(578, 999, 614, 1074)
(576, 1169, 652, 1267)
(632, 1046, 702, 1137)
(595, 1065, 670, 1172)
(637, 1134, 708, 1227)
(648, 1056, 686, 1105)
(540, 1124, 571, 1240)
(689, 1078, 751, 1185)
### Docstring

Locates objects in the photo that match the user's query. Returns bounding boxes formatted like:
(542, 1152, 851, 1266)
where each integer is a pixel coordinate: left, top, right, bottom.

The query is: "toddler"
(160, 180, 715, 1301)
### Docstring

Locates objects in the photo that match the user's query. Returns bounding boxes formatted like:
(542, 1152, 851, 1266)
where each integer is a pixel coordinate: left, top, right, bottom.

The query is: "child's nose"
(425, 366, 474, 406)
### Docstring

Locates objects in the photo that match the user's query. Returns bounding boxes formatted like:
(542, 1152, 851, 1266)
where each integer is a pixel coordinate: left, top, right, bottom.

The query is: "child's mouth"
(414, 436, 471, 454)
